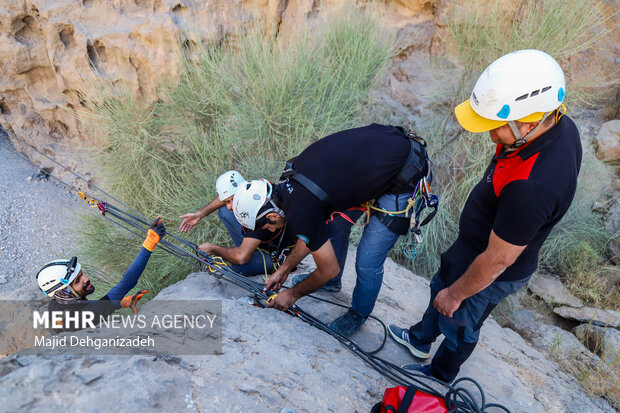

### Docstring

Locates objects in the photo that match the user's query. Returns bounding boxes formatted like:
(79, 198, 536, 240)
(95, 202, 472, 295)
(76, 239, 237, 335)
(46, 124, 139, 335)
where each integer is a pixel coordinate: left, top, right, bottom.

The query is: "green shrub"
(78, 13, 395, 296)
(446, 0, 612, 105)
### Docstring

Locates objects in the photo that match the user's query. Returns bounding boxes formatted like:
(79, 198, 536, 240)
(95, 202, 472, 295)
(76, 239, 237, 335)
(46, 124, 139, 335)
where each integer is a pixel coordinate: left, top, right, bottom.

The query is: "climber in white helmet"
(37, 217, 166, 331)
(180, 171, 297, 277)
(388, 49, 582, 384)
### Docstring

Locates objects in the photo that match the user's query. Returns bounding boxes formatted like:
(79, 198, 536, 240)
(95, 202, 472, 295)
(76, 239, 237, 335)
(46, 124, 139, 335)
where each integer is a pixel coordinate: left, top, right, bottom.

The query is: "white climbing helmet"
(233, 179, 274, 230)
(36, 257, 81, 297)
(455, 49, 566, 134)
(215, 170, 245, 201)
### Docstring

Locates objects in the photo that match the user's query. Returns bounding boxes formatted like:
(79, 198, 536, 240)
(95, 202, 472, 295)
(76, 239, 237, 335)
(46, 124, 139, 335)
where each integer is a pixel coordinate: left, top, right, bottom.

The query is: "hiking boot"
(328, 309, 368, 337)
(291, 273, 341, 292)
(388, 324, 431, 359)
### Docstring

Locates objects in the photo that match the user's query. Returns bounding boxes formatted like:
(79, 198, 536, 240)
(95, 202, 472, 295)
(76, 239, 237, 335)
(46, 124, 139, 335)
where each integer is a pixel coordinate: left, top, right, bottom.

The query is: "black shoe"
(328, 309, 367, 337)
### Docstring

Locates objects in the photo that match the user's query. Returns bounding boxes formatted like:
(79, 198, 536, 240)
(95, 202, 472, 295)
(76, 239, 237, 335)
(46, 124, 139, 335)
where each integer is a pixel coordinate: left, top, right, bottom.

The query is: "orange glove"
(120, 289, 150, 314)
(143, 216, 165, 251)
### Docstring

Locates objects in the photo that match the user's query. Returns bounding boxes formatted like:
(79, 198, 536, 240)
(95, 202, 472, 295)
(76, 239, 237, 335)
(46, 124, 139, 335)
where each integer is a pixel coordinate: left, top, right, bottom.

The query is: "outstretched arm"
(105, 247, 151, 302)
(179, 197, 226, 232)
(105, 217, 165, 303)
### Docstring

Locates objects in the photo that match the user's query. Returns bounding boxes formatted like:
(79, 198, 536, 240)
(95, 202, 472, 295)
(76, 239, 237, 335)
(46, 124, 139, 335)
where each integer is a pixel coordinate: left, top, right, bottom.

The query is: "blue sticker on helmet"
(557, 87, 565, 102)
(496, 104, 510, 119)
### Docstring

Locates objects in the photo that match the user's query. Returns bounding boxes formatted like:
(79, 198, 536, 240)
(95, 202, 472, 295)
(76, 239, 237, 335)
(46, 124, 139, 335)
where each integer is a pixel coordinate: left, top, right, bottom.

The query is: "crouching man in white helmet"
(180, 170, 297, 276)
(36, 217, 166, 331)
(389, 50, 582, 383)
(234, 123, 431, 337)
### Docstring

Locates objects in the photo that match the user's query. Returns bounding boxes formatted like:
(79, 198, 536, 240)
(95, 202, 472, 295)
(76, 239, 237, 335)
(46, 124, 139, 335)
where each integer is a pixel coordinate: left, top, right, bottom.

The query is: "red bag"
(371, 386, 448, 413)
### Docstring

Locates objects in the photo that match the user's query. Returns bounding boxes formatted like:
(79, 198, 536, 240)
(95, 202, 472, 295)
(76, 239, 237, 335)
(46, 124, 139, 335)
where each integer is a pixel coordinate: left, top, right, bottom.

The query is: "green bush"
(446, 0, 612, 104)
(78, 14, 395, 296)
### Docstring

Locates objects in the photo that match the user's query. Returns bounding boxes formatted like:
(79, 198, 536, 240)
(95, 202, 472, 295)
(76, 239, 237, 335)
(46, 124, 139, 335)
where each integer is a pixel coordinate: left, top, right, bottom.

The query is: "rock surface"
(573, 324, 620, 364)
(527, 273, 584, 308)
(594, 120, 620, 163)
(607, 197, 620, 264)
(0, 252, 614, 412)
(506, 310, 605, 372)
(0, 0, 436, 182)
(553, 306, 620, 328)
(0, 289, 50, 357)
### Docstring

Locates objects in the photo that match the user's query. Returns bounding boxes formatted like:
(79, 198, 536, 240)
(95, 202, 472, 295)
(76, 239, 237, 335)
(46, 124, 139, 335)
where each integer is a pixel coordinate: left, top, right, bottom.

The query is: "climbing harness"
(9, 132, 507, 413)
(279, 129, 438, 262)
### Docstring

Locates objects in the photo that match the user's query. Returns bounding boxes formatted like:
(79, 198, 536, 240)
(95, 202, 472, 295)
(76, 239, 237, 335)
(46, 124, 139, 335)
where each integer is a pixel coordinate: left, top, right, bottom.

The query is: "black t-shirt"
(243, 225, 298, 256)
(440, 116, 582, 283)
(278, 123, 412, 251)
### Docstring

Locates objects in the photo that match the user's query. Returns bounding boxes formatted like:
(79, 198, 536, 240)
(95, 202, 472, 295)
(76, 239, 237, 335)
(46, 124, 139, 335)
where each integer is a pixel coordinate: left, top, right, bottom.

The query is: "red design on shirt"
(492, 145, 539, 197)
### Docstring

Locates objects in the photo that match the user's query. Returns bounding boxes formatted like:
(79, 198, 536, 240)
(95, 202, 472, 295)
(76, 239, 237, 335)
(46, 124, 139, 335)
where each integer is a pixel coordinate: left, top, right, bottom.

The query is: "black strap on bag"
(398, 387, 417, 413)
(279, 126, 428, 209)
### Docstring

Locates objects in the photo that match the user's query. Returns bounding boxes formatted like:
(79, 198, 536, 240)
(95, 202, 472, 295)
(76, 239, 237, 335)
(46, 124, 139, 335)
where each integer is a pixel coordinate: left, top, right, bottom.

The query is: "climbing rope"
(10, 133, 507, 413)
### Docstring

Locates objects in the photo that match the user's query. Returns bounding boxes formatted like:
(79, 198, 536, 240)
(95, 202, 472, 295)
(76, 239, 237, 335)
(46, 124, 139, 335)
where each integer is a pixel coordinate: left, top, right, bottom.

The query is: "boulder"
(0, 250, 613, 412)
(573, 324, 620, 364)
(527, 273, 584, 308)
(505, 311, 605, 376)
(594, 120, 620, 163)
(553, 306, 620, 328)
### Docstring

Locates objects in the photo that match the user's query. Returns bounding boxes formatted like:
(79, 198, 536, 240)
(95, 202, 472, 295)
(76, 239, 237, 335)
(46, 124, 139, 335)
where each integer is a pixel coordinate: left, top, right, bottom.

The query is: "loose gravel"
(0, 129, 83, 296)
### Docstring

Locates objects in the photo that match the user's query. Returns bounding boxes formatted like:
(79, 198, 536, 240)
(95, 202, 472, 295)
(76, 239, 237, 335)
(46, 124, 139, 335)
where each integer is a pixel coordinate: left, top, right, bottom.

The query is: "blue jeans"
(218, 207, 274, 276)
(330, 193, 412, 316)
(408, 273, 529, 382)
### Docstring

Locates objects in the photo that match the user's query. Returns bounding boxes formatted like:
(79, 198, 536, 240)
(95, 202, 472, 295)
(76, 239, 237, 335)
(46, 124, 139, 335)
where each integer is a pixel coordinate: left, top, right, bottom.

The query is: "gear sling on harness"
(279, 126, 430, 235)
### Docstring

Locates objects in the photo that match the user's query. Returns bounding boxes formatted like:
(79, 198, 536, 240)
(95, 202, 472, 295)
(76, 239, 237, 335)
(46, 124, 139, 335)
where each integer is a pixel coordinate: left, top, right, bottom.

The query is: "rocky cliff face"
(0, 0, 437, 181)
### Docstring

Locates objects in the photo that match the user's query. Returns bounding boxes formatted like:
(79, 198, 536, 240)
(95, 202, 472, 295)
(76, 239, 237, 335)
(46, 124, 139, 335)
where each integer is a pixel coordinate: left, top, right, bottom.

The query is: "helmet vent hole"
(515, 93, 529, 101)
(541, 86, 552, 93)
(530, 89, 540, 97)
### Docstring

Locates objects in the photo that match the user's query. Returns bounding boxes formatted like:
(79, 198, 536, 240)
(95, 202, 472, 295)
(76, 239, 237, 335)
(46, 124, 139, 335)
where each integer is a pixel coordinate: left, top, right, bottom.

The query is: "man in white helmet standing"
(388, 50, 582, 383)
(180, 170, 297, 276)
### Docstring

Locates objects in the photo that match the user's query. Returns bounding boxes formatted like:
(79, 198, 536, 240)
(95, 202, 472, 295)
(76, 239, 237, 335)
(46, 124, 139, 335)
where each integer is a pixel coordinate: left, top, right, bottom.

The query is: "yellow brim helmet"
(455, 99, 548, 133)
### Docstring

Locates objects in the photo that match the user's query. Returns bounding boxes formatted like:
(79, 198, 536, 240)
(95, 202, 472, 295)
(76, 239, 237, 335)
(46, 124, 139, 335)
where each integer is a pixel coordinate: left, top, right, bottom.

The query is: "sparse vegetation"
(78, 13, 396, 296)
(550, 328, 620, 410)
